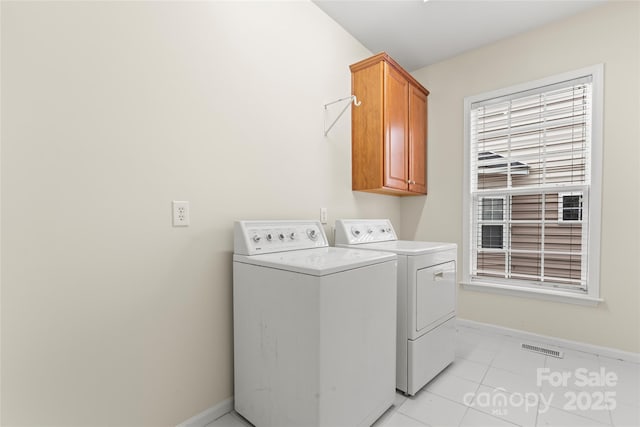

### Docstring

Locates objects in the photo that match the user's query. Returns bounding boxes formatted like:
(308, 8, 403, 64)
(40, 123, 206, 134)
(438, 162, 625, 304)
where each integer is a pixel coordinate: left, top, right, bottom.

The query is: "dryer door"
(414, 261, 456, 337)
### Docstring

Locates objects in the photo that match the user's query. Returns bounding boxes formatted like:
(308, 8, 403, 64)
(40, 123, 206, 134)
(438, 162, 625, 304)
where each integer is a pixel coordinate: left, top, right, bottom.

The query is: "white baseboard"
(457, 318, 640, 364)
(176, 397, 234, 427)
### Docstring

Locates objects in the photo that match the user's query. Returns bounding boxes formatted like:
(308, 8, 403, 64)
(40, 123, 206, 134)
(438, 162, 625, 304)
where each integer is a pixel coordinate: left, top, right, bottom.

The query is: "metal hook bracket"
(323, 95, 361, 137)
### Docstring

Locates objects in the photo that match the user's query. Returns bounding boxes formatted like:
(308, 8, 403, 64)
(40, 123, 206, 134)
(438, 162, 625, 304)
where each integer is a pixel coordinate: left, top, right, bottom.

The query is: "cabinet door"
(383, 63, 409, 191)
(409, 84, 427, 194)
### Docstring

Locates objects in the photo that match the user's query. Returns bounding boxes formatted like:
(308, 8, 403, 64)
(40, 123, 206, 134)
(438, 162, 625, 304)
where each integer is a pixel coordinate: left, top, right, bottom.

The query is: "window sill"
(460, 281, 603, 306)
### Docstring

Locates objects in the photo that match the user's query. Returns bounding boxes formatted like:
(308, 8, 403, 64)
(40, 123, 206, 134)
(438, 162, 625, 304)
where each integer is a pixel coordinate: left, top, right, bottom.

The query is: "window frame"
(462, 65, 604, 306)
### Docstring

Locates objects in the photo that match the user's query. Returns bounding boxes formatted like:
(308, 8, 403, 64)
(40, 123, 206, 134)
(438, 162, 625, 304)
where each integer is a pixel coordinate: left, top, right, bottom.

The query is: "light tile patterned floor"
(208, 325, 640, 427)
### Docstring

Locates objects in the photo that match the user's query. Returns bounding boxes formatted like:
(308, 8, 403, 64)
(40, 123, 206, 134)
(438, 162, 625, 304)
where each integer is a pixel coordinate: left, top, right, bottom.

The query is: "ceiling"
(313, 0, 605, 71)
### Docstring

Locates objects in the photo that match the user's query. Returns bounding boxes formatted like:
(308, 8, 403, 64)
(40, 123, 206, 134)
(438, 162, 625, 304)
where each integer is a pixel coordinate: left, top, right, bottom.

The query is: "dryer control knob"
(252, 234, 261, 243)
(278, 233, 285, 241)
(307, 229, 318, 240)
(289, 232, 296, 240)
(266, 233, 274, 241)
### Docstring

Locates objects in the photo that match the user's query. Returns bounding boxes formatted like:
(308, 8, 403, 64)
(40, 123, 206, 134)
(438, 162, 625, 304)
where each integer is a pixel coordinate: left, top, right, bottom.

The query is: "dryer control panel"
(234, 220, 328, 255)
(335, 219, 398, 245)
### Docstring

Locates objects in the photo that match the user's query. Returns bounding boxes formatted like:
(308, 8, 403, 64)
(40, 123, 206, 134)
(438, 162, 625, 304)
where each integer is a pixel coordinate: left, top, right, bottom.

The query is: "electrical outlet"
(172, 201, 190, 227)
(320, 207, 328, 224)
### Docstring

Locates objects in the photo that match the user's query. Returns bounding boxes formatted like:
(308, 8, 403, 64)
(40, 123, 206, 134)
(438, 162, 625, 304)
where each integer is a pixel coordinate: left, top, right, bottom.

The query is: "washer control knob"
(307, 228, 318, 240)
(252, 234, 261, 243)
(386, 227, 392, 233)
(380, 228, 386, 233)
(289, 232, 296, 240)
(351, 227, 361, 237)
(266, 233, 274, 241)
(278, 233, 285, 241)
(367, 228, 373, 234)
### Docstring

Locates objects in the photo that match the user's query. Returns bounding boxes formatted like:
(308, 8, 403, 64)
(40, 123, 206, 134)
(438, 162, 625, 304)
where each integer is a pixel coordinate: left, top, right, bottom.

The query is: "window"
(481, 197, 505, 249)
(462, 65, 603, 304)
(558, 192, 583, 223)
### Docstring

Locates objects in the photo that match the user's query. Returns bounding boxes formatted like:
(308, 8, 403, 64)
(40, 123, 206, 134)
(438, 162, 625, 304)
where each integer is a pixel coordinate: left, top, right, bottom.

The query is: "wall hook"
(323, 95, 361, 137)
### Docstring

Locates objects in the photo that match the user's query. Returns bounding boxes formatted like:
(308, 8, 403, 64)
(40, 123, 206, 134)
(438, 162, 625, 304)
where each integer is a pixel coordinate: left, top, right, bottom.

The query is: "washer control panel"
(234, 220, 328, 255)
(334, 219, 397, 245)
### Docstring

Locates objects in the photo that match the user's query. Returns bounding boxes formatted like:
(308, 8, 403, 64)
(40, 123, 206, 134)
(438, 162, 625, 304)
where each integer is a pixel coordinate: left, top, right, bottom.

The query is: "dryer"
(335, 219, 457, 396)
(233, 220, 397, 427)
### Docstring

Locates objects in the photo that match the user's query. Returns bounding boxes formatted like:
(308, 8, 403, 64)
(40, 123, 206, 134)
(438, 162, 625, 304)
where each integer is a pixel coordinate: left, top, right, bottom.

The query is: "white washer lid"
(339, 240, 456, 256)
(233, 247, 396, 276)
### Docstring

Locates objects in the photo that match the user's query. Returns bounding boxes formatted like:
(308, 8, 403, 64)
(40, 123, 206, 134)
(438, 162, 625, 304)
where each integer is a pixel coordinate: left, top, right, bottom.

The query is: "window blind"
(469, 77, 592, 291)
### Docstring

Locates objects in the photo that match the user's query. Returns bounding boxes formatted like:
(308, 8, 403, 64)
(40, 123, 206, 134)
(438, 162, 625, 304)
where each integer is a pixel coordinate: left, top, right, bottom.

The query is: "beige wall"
(0, 2, 401, 425)
(403, 1, 640, 353)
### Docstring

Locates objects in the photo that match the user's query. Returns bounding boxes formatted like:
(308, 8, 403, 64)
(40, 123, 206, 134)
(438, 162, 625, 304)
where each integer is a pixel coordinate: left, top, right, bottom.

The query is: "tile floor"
(208, 325, 639, 427)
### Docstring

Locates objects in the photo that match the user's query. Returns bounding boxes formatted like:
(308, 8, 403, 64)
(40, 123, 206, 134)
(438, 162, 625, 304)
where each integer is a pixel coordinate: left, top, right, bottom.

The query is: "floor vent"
(521, 343, 564, 359)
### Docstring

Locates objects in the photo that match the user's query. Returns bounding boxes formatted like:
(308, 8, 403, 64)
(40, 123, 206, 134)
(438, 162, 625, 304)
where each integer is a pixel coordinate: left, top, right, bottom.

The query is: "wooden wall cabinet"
(350, 52, 429, 196)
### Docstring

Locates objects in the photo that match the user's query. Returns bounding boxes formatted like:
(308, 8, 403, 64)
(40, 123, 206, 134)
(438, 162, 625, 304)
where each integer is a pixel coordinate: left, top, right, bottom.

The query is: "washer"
(233, 220, 397, 427)
(335, 219, 457, 396)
